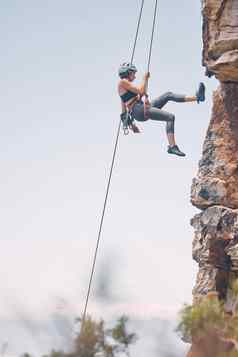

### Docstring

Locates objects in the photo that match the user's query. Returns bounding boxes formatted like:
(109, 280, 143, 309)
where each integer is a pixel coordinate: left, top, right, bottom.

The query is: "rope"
(80, 0, 159, 329)
(130, 0, 145, 64)
(80, 2, 146, 327)
(147, 0, 159, 72)
(81, 118, 121, 326)
(144, 0, 158, 119)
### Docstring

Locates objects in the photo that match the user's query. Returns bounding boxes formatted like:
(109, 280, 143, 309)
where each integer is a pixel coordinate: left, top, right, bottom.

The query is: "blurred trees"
(74, 315, 136, 357)
(31, 315, 137, 357)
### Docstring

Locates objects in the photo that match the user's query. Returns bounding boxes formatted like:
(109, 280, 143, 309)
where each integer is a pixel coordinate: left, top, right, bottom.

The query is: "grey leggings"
(131, 91, 186, 133)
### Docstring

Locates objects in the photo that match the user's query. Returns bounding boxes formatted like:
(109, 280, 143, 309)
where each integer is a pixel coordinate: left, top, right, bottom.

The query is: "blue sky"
(0, 1, 218, 356)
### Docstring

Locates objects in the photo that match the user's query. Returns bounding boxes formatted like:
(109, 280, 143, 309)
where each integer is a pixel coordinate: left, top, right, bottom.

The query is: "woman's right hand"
(144, 72, 150, 80)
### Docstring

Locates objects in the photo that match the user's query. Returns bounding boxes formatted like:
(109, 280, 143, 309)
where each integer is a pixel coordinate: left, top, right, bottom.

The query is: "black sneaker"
(196, 82, 205, 103)
(167, 145, 186, 157)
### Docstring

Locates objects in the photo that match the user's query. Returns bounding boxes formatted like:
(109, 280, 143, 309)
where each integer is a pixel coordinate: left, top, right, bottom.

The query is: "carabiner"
(123, 127, 129, 135)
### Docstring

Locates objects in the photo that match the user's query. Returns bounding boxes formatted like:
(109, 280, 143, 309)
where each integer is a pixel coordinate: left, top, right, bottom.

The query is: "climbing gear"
(81, 0, 159, 330)
(120, 112, 140, 135)
(122, 94, 142, 135)
(120, 112, 133, 135)
(196, 82, 206, 103)
(167, 145, 186, 157)
(118, 62, 137, 79)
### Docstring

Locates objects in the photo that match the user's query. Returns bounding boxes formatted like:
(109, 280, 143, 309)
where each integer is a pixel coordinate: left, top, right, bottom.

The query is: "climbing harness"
(80, 0, 159, 330)
(121, 95, 141, 135)
(121, 111, 133, 135)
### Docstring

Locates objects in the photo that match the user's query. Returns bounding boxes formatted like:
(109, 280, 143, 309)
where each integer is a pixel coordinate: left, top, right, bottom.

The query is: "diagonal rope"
(81, 118, 121, 326)
(80, 0, 147, 329)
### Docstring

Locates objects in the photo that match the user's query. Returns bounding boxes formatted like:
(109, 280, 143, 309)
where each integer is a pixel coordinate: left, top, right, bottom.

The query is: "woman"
(118, 62, 205, 157)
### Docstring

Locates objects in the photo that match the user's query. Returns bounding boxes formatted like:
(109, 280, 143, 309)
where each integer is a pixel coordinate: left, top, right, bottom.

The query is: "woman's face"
(128, 71, 136, 82)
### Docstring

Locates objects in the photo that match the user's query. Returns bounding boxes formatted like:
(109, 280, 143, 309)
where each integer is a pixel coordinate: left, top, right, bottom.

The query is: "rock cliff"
(188, 1, 238, 356)
(202, 0, 238, 81)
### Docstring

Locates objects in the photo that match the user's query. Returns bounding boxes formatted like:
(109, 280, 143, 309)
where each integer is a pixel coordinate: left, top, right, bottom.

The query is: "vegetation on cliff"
(178, 288, 238, 356)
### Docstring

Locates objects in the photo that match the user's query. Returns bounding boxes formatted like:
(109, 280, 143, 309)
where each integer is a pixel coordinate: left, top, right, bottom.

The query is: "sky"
(0, 0, 218, 356)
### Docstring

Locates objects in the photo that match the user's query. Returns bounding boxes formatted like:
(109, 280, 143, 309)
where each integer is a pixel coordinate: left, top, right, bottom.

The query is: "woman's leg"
(147, 107, 175, 144)
(151, 82, 206, 108)
(185, 96, 197, 102)
(147, 106, 185, 156)
(133, 102, 185, 156)
(151, 91, 194, 109)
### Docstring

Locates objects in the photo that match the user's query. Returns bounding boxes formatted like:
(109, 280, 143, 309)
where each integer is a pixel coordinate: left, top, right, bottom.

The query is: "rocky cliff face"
(202, 0, 238, 81)
(188, 1, 238, 356)
(191, 83, 238, 211)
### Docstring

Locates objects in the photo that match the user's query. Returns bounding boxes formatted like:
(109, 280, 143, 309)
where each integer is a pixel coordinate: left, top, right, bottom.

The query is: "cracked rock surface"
(187, 2, 238, 356)
(202, 0, 238, 81)
(191, 83, 238, 210)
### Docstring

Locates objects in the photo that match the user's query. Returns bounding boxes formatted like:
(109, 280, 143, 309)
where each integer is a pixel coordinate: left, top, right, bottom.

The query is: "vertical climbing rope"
(147, 0, 158, 73)
(80, 0, 158, 330)
(130, 0, 145, 64)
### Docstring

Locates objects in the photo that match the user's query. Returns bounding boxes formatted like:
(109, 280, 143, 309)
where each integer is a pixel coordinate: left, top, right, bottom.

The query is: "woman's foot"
(167, 145, 186, 157)
(196, 82, 205, 103)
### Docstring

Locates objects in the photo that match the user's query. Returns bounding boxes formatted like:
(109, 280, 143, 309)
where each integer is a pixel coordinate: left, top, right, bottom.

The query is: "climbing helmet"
(118, 62, 137, 78)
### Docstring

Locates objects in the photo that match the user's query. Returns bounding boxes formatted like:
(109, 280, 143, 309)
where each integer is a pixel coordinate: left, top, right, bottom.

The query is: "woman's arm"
(120, 79, 141, 94)
(120, 72, 150, 96)
(140, 72, 150, 95)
